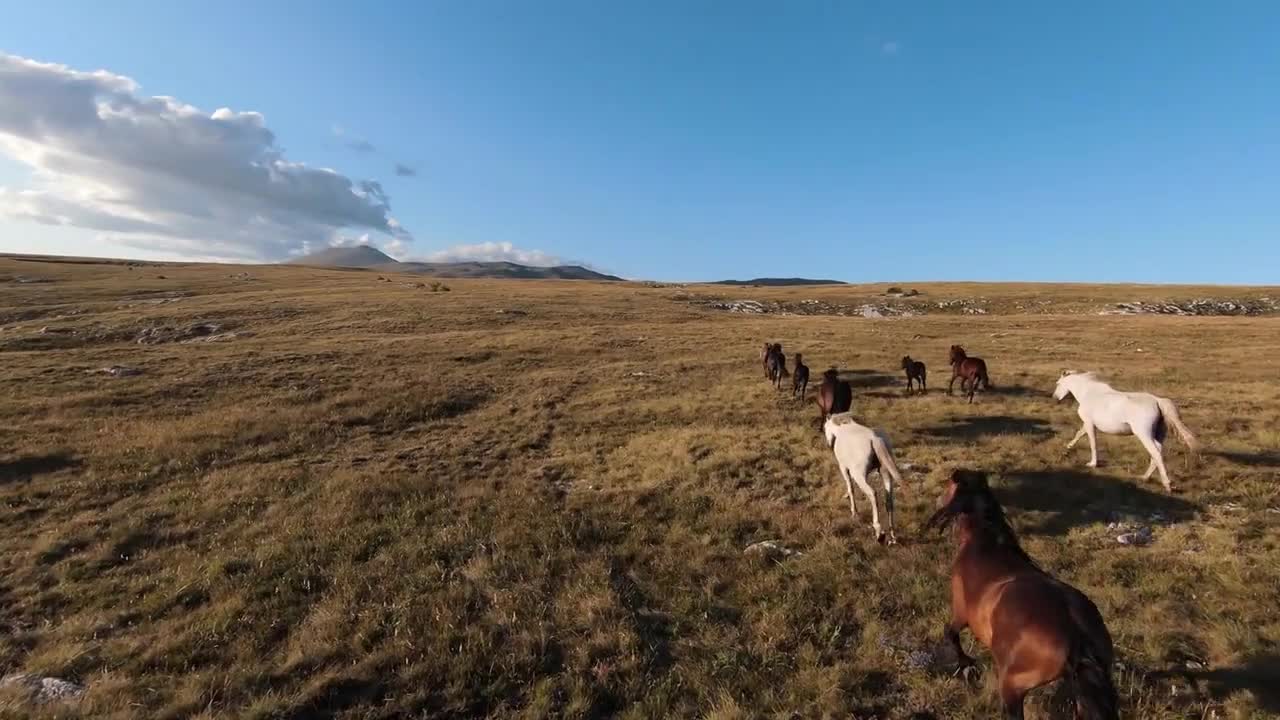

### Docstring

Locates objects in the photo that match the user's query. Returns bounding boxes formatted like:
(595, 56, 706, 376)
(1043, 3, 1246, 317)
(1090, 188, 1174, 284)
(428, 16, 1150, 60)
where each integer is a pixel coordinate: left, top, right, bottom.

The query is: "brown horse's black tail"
(1065, 636, 1119, 720)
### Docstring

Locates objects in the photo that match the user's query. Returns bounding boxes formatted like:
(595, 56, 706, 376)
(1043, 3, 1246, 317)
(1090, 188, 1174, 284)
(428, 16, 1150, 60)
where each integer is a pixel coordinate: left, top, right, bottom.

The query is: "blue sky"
(1, 1, 1277, 282)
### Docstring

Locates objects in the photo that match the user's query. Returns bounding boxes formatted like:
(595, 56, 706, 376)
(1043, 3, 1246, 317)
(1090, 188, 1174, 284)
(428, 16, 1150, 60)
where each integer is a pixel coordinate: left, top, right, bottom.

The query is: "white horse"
(823, 413, 905, 544)
(1053, 371, 1198, 492)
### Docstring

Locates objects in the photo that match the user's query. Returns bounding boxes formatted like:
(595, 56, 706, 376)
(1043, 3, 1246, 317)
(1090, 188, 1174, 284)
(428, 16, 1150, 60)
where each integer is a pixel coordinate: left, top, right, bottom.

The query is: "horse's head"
(823, 368, 840, 381)
(901, 356, 912, 369)
(949, 345, 965, 364)
(925, 469, 992, 533)
(1053, 373, 1077, 402)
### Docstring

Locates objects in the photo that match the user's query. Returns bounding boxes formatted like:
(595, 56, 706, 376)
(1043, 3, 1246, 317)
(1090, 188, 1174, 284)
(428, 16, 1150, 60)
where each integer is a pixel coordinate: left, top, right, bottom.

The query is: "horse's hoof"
(955, 664, 981, 685)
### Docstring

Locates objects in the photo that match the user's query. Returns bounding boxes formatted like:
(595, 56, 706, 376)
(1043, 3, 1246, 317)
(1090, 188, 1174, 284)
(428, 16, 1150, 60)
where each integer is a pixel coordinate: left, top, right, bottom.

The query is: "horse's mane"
(967, 486, 1039, 569)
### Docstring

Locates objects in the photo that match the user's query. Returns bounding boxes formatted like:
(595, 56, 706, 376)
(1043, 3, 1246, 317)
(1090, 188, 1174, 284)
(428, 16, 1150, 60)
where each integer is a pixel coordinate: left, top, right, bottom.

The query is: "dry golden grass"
(1, 256, 1278, 719)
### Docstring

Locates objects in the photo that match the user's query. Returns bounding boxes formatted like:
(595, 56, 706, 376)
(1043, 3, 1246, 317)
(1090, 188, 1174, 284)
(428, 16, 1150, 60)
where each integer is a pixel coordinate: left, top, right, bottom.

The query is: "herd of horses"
(756, 341, 1201, 719)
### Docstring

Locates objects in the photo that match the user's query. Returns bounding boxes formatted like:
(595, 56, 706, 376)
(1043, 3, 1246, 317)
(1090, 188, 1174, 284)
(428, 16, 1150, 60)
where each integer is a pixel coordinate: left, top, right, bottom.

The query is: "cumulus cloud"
(394, 163, 417, 177)
(331, 125, 376, 153)
(421, 242, 567, 267)
(0, 53, 411, 261)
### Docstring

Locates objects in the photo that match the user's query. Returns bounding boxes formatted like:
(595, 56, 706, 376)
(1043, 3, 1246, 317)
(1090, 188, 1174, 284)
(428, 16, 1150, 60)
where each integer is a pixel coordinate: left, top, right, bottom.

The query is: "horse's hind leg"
(852, 469, 882, 541)
(880, 470, 897, 544)
(1137, 434, 1172, 491)
(841, 467, 858, 516)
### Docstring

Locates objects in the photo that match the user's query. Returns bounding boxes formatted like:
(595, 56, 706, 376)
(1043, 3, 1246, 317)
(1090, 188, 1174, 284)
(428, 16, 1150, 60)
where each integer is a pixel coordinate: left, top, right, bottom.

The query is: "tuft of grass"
(1, 256, 1278, 718)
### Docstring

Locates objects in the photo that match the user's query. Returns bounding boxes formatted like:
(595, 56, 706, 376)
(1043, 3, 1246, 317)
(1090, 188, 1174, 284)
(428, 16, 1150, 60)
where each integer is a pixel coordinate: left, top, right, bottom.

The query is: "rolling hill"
(710, 277, 846, 286)
(288, 247, 622, 281)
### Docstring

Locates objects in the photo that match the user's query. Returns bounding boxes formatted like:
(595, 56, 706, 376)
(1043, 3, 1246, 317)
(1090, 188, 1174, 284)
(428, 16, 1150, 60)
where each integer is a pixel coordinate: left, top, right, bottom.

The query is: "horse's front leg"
(1067, 426, 1087, 449)
(944, 620, 976, 677)
(1085, 422, 1099, 467)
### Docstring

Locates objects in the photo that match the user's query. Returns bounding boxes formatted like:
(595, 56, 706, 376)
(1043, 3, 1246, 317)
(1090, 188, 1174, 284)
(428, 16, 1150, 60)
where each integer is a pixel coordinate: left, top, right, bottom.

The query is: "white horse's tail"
(1155, 396, 1199, 452)
(871, 434, 904, 491)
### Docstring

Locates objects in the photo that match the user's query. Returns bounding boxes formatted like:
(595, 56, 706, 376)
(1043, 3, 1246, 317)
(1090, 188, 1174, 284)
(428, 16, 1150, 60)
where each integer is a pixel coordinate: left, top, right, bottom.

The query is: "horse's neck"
(1072, 379, 1113, 400)
(955, 518, 1036, 575)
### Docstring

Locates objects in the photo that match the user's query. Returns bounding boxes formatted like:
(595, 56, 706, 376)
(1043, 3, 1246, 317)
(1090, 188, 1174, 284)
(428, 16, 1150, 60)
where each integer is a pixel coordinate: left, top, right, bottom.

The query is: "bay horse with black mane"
(901, 356, 927, 394)
(926, 470, 1118, 719)
(815, 368, 852, 422)
(767, 344, 789, 389)
(949, 345, 992, 403)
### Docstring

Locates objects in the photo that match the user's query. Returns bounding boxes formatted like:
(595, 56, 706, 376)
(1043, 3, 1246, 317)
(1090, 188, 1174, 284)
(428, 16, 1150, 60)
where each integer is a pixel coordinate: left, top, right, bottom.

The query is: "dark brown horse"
(926, 470, 1118, 719)
(792, 353, 810, 399)
(815, 368, 852, 421)
(767, 346, 789, 389)
(948, 345, 992, 403)
(901, 355, 927, 394)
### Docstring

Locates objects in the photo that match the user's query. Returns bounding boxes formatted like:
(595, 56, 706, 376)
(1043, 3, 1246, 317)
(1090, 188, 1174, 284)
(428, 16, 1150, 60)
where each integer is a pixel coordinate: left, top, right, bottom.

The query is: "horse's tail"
(980, 361, 993, 389)
(1064, 634, 1119, 720)
(1155, 396, 1198, 453)
(870, 434, 904, 491)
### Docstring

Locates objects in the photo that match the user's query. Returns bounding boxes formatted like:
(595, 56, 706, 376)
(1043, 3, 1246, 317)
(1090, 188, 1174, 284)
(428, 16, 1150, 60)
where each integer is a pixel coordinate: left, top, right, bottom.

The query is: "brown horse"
(815, 368, 853, 421)
(760, 342, 775, 379)
(901, 355, 927, 394)
(926, 470, 1118, 719)
(948, 345, 992, 403)
(792, 353, 810, 399)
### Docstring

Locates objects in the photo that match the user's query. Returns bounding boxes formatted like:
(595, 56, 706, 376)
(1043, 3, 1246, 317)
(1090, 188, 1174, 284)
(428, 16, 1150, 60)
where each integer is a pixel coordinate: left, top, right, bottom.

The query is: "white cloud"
(420, 241, 566, 267)
(881, 41, 900, 55)
(0, 53, 411, 261)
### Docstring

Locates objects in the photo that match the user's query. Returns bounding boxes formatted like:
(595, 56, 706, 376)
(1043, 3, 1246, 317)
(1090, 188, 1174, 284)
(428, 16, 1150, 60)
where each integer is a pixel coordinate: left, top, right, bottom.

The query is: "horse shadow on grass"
(996, 469, 1202, 536)
(0, 452, 81, 485)
(1157, 652, 1280, 713)
(917, 415, 1054, 442)
(833, 368, 899, 389)
(1212, 449, 1280, 469)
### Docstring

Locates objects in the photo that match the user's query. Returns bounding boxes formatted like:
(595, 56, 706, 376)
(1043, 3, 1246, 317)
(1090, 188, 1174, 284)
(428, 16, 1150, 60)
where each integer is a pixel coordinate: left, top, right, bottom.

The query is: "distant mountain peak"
(289, 245, 397, 267)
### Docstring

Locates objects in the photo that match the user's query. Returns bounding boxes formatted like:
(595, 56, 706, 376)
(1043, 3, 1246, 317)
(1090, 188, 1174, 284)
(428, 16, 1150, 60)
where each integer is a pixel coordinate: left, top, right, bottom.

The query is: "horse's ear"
(1060, 369, 1074, 378)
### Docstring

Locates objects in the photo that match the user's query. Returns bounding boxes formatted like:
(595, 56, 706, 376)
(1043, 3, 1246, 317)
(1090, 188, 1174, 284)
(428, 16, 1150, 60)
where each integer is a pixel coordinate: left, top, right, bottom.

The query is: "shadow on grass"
(1213, 450, 1280, 469)
(0, 451, 81, 484)
(1152, 653, 1280, 713)
(832, 369, 900, 390)
(997, 469, 1201, 535)
(918, 415, 1054, 442)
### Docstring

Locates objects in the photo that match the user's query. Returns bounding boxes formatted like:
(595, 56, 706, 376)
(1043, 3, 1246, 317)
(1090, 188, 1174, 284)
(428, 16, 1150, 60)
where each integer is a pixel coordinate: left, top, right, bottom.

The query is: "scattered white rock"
(1116, 526, 1153, 546)
(860, 306, 884, 319)
(0, 673, 85, 703)
(179, 331, 245, 344)
(95, 365, 142, 377)
(710, 300, 767, 314)
(744, 540, 802, 560)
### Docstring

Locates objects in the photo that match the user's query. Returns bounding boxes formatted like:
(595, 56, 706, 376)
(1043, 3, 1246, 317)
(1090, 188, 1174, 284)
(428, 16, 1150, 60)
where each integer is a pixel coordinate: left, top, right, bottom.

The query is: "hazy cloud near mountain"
(421, 242, 567, 267)
(0, 52, 411, 261)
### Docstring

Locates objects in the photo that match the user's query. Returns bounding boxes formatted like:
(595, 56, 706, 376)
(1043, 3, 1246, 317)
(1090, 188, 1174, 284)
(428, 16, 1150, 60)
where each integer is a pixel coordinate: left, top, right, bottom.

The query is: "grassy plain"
(1, 256, 1278, 718)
